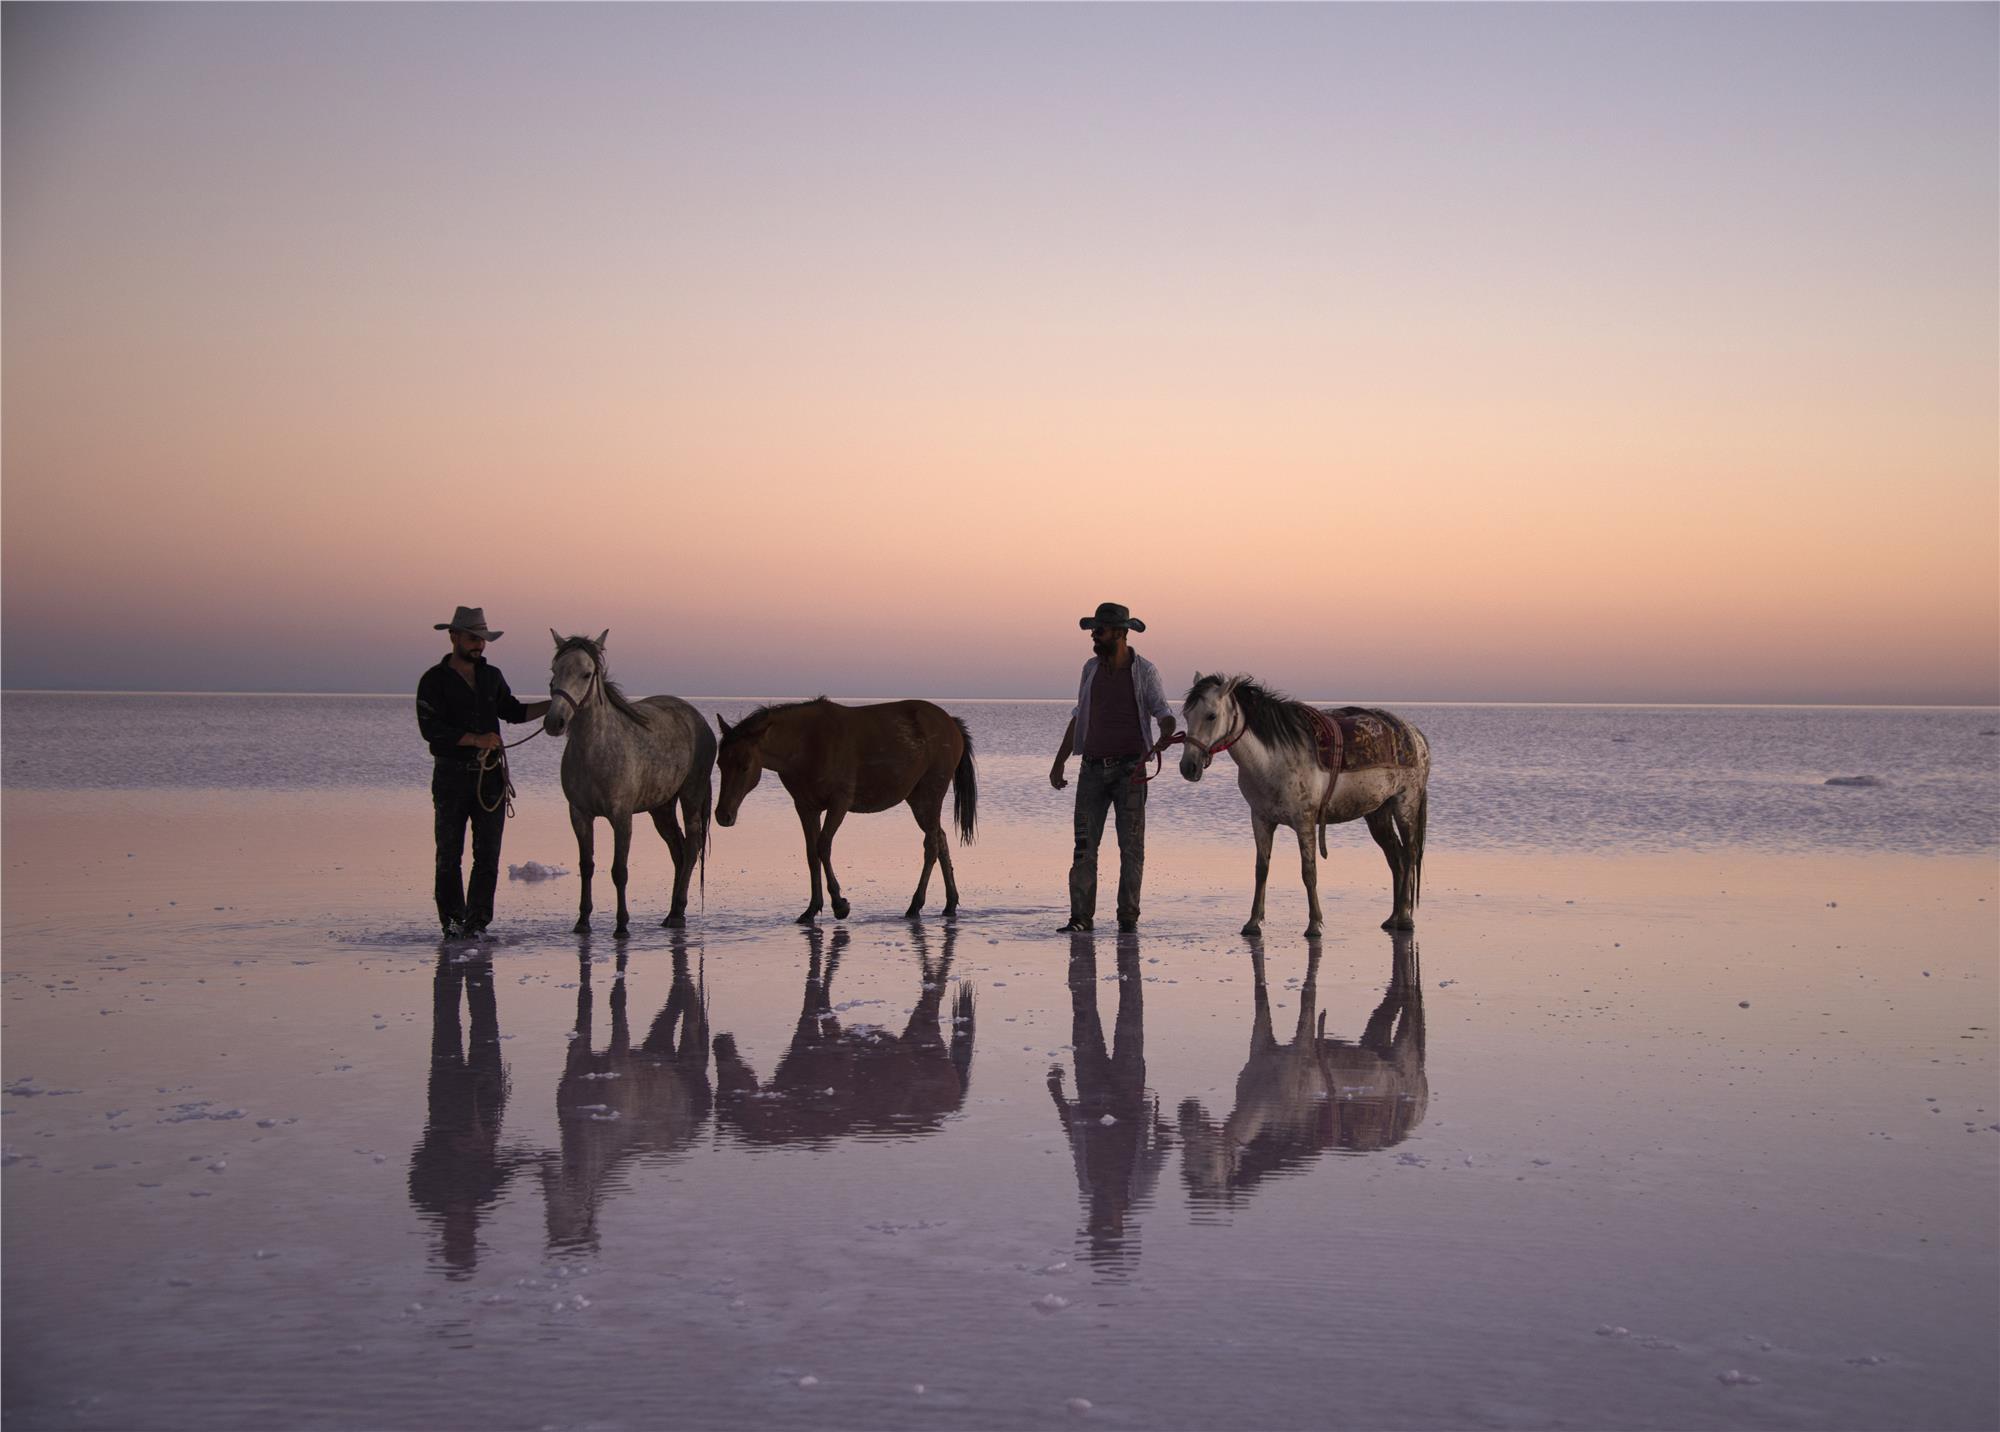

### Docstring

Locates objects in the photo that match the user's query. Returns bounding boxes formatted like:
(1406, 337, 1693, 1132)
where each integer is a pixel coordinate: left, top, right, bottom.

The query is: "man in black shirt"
(415, 606, 550, 937)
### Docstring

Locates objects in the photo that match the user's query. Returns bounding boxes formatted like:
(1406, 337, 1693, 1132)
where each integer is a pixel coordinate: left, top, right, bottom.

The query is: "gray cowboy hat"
(1079, 601, 1145, 633)
(434, 605, 504, 640)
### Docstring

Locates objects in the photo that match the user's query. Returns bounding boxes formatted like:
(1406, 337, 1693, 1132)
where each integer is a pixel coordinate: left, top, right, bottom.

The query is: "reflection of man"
(408, 954, 522, 1278)
(1047, 936, 1171, 1269)
(415, 606, 549, 937)
(1049, 603, 1176, 933)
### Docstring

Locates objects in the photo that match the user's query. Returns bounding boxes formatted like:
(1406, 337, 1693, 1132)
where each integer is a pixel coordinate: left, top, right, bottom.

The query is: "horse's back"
(561, 694, 714, 815)
(639, 695, 717, 767)
(1323, 705, 1428, 773)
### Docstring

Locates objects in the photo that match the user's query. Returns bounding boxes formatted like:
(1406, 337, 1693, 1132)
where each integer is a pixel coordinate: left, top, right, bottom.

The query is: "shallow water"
(4, 697, 1997, 1430)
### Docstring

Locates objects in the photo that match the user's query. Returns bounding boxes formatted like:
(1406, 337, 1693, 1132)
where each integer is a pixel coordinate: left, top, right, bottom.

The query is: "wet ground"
(4, 787, 1996, 1430)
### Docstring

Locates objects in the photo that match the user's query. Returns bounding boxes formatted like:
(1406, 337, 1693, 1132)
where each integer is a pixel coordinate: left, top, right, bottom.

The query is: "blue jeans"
(1068, 757, 1147, 925)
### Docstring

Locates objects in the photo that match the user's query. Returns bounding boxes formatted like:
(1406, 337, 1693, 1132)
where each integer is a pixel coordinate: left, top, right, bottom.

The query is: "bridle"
(548, 644, 603, 720)
(1134, 696, 1243, 783)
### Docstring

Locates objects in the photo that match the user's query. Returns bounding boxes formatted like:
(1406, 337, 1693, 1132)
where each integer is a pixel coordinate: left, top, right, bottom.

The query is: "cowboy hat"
(434, 605, 504, 640)
(1079, 601, 1145, 633)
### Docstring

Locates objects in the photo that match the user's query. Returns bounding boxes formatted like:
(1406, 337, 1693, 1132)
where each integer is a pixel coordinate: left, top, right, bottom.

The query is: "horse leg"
(936, 821, 961, 918)
(793, 799, 825, 924)
(1243, 813, 1276, 938)
(1294, 822, 1324, 938)
(651, 805, 689, 927)
(1365, 806, 1408, 931)
(818, 804, 851, 920)
(904, 798, 939, 919)
(609, 812, 634, 938)
(922, 779, 960, 918)
(570, 807, 595, 935)
(1385, 792, 1420, 930)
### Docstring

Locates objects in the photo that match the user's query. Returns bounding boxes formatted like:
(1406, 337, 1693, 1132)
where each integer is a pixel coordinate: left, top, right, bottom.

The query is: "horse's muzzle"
(1179, 749, 1206, 782)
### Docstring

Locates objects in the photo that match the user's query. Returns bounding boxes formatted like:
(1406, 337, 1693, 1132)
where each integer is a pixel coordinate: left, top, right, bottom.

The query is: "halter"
(548, 643, 604, 718)
(1183, 714, 1245, 768)
(1133, 704, 1243, 783)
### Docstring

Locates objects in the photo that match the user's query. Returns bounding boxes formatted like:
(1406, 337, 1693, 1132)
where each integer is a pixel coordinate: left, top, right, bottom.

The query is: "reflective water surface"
(4, 698, 1996, 1430)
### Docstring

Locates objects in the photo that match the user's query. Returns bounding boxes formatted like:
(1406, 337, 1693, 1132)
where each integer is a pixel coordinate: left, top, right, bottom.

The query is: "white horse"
(1179, 674, 1430, 936)
(544, 631, 714, 936)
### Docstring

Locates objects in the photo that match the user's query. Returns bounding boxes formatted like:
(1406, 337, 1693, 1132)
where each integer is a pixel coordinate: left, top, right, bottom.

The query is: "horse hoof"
(614, 925, 630, 940)
(1240, 922, 1261, 938)
(903, 904, 923, 920)
(1383, 915, 1414, 931)
(831, 899, 851, 920)
(795, 910, 819, 925)
(941, 905, 957, 920)
(662, 912, 685, 929)
(572, 919, 590, 935)
(1304, 924, 1322, 939)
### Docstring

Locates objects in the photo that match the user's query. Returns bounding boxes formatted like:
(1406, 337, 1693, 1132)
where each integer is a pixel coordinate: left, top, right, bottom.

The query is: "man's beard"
(1092, 633, 1118, 657)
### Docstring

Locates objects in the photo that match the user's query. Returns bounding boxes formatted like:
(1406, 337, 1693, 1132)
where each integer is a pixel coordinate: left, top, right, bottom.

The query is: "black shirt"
(416, 656, 531, 761)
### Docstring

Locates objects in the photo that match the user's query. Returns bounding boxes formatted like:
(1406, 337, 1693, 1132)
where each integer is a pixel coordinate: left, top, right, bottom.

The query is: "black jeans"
(433, 761, 505, 929)
(1068, 756, 1147, 925)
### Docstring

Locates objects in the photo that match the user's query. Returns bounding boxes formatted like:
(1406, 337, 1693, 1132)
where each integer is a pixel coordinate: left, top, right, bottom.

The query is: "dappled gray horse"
(545, 631, 715, 935)
(1180, 674, 1430, 936)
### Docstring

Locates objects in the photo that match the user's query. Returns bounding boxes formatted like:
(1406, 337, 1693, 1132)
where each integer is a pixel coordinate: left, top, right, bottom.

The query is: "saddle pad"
(1315, 707, 1419, 773)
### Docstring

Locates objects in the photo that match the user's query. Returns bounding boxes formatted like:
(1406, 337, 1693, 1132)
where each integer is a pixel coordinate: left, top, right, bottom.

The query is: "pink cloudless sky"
(4, 4, 1994, 703)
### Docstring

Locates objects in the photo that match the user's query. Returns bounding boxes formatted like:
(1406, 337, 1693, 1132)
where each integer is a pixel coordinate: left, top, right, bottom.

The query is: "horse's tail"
(1409, 775, 1428, 912)
(697, 776, 712, 910)
(951, 718, 978, 845)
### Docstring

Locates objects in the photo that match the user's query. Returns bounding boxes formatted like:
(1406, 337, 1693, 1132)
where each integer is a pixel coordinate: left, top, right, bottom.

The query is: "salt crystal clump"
(507, 862, 569, 881)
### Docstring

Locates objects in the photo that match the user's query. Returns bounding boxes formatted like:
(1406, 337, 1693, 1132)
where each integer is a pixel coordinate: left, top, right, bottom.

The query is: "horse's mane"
(722, 696, 830, 745)
(1184, 674, 1319, 755)
(554, 634, 649, 727)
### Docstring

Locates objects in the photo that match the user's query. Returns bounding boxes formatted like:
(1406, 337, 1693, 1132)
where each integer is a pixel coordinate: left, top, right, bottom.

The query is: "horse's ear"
(597, 629, 609, 649)
(716, 714, 732, 736)
(551, 628, 563, 648)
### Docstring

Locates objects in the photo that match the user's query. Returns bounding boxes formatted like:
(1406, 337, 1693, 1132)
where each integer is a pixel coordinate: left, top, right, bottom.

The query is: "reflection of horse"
(408, 952, 535, 1277)
(543, 631, 715, 936)
(713, 699, 976, 923)
(712, 925, 974, 1146)
(1048, 935, 1172, 1271)
(541, 940, 712, 1253)
(1178, 932, 1426, 1205)
(1179, 675, 1430, 935)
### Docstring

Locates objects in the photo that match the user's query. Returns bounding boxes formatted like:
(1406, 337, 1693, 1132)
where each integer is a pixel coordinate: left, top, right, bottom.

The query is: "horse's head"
(712, 714, 763, 827)
(545, 630, 609, 737)
(1179, 673, 1239, 782)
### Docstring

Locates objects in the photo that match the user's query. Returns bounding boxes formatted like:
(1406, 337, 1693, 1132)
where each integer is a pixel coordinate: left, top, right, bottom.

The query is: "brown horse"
(713, 698, 976, 923)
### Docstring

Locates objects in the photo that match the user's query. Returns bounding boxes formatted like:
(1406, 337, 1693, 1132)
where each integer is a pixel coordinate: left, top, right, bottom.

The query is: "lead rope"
(476, 726, 544, 816)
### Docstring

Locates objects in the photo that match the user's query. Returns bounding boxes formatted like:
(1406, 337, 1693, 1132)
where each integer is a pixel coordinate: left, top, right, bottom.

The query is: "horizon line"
(3, 688, 1996, 712)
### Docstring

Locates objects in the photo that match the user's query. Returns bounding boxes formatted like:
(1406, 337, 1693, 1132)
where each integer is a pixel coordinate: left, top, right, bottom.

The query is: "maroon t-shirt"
(1081, 661, 1144, 757)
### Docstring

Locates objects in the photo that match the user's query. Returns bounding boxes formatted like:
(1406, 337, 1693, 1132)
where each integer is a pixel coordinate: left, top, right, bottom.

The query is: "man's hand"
(470, 732, 502, 752)
(1049, 760, 1068, 790)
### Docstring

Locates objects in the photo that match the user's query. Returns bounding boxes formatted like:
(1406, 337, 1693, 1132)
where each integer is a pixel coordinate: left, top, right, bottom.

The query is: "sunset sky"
(4, 3, 1995, 704)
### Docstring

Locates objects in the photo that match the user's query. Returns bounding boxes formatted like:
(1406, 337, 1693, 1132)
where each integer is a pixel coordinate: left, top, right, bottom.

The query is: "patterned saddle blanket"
(1307, 707, 1420, 774)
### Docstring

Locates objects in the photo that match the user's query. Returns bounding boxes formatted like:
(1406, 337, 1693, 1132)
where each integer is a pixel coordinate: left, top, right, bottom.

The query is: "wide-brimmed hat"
(434, 605, 504, 640)
(1079, 602, 1145, 633)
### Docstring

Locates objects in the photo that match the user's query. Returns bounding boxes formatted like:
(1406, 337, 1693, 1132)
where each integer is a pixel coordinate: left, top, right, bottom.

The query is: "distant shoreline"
(3, 689, 1996, 712)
